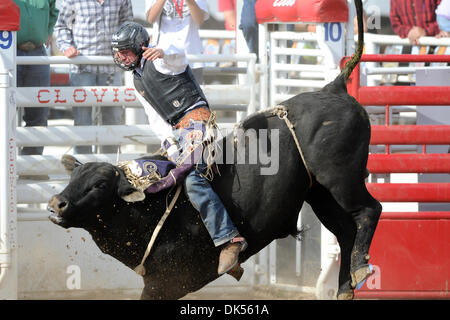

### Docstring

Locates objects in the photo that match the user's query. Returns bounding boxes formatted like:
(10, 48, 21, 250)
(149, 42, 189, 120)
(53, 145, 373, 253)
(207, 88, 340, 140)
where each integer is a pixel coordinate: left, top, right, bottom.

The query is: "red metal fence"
(344, 54, 450, 299)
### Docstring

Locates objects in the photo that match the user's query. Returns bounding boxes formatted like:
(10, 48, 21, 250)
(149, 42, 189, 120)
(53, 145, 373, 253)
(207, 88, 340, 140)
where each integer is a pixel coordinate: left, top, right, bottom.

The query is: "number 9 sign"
(0, 31, 13, 49)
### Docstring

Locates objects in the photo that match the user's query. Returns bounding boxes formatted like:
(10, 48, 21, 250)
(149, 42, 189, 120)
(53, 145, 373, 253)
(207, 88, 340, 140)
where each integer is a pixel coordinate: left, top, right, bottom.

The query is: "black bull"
(48, 74, 382, 300)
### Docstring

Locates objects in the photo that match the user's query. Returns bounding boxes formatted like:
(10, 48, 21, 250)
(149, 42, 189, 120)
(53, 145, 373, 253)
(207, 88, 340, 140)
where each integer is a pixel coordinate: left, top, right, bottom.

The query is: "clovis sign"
(16, 87, 140, 107)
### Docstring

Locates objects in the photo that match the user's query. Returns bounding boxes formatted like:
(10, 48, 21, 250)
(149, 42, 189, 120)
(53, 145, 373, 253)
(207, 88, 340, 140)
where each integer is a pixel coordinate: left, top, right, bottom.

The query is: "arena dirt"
(184, 286, 316, 300)
(21, 286, 316, 300)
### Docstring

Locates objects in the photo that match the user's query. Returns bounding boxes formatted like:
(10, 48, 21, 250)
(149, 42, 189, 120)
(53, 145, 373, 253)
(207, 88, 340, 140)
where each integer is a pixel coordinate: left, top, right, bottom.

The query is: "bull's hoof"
(351, 264, 373, 288)
(337, 291, 354, 300)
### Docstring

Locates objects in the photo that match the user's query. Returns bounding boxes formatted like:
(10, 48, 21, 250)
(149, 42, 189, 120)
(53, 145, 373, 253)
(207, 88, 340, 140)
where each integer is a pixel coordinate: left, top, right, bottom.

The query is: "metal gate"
(3, 38, 257, 298)
(345, 54, 450, 299)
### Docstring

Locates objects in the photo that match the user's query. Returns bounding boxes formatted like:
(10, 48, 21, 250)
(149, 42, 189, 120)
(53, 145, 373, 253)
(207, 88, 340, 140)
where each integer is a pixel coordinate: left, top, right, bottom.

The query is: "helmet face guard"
(111, 22, 150, 71)
(112, 48, 140, 71)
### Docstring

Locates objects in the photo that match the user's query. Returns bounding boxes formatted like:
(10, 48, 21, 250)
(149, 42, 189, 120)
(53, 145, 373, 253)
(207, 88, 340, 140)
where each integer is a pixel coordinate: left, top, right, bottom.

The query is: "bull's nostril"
(59, 201, 67, 209)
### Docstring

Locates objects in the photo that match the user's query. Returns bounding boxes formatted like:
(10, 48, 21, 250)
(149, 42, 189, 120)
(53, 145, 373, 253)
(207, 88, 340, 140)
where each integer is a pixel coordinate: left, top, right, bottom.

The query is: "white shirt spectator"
(146, 0, 209, 69)
(436, 0, 450, 19)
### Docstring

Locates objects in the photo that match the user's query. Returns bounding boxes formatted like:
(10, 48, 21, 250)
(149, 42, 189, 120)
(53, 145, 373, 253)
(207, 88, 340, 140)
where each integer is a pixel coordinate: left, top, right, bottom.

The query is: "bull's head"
(48, 155, 145, 228)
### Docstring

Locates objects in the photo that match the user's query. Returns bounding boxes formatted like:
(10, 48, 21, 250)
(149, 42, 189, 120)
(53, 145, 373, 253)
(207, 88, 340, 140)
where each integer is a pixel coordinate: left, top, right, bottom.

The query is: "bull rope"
(272, 106, 313, 189)
(134, 184, 182, 276)
(232, 105, 313, 188)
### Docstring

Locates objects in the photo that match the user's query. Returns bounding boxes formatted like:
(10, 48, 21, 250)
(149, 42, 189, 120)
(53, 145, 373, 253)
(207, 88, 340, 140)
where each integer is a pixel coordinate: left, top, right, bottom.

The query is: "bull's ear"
(116, 169, 145, 202)
(61, 155, 83, 174)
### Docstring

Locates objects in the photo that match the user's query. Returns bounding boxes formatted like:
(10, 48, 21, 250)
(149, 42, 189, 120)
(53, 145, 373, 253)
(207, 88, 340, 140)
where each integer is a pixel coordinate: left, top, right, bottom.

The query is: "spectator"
(217, 0, 236, 67)
(436, 0, 450, 37)
(54, 0, 133, 154)
(217, 0, 258, 56)
(240, 0, 259, 56)
(146, 0, 208, 83)
(15, 0, 58, 157)
(390, 0, 441, 45)
(218, 0, 236, 31)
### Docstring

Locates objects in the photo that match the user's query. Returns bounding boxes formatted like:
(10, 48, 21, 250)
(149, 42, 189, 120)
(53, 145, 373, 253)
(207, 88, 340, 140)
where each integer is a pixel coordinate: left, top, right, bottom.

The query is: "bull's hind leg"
(306, 183, 357, 300)
(327, 180, 382, 288)
(349, 193, 382, 287)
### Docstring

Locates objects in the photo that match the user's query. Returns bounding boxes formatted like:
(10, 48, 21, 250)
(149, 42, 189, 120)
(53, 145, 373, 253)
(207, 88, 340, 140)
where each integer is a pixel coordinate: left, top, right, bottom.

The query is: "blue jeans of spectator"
(437, 15, 450, 32)
(184, 163, 239, 247)
(70, 71, 124, 154)
(240, 0, 259, 57)
(17, 46, 50, 155)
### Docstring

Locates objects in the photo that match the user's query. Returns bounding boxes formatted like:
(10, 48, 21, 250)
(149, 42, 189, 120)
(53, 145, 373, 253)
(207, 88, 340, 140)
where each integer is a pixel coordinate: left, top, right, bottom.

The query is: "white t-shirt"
(146, 0, 209, 69)
(436, 0, 450, 19)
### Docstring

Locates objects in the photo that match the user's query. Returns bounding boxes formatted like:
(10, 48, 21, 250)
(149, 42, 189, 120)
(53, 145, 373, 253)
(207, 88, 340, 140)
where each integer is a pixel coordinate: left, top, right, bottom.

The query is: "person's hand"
(307, 24, 316, 33)
(142, 47, 164, 61)
(63, 46, 80, 58)
(185, 0, 206, 26)
(436, 30, 450, 38)
(407, 26, 426, 45)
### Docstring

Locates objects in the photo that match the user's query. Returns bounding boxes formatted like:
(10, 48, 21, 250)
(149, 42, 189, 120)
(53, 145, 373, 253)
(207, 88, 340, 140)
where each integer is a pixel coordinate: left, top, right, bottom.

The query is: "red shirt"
(218, 0, 236, 12)
(390, 0, 442, 38)
(218, 0, 236, 30)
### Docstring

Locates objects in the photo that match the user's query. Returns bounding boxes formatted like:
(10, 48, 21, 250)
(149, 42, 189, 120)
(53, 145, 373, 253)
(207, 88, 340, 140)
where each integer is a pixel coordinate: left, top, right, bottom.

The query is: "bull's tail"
(342, 0, 364, 82)
(322, 0, 364, 93)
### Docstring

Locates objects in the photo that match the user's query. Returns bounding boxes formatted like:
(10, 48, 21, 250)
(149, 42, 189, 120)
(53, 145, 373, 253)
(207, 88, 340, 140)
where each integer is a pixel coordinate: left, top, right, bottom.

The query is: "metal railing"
(15, 53, 256, 212)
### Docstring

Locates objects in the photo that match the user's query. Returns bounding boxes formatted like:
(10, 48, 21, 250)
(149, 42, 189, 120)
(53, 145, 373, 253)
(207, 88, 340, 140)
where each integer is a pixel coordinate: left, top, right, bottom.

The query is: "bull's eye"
(94, 182, 107, 190)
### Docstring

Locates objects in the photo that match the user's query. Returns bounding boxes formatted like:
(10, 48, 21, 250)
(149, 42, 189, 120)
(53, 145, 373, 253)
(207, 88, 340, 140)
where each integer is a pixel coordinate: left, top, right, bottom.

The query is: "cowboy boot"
(217, 237, 247, 275)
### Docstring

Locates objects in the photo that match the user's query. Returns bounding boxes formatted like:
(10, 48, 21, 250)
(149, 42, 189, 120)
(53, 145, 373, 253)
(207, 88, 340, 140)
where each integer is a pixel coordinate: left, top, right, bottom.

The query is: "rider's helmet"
(111, 21, 150, 71)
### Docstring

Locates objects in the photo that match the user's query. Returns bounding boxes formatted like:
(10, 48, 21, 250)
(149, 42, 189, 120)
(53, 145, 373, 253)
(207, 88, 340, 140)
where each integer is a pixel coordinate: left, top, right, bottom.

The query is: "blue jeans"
(184, 163, 239, 247)
(17, 46, 50, 155)
(240, 0, 259, 56)
(70, 71, 124, 154)
(175, 120, 239, 247)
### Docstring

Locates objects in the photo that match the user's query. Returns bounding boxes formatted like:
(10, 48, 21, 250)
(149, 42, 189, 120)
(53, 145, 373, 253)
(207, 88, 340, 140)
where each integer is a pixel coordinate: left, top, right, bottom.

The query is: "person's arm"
(146, 0, 166, 24)
(218, 0, 236, 29)
(142, 47, 165, 61)
(54, 0, 79, 57)
(223, 10, 236, 30)
(142, 43, 188, 74)
(389, 0, 411, 38)
(407, 26, 426, 44)
(420, 0, 441, 36)
(135, 89, 174, 143)
(135, 79, 178, 160)
(186, 0, 207, 26)
(422, 20, 441, 37)
(48, 0, 59, 37)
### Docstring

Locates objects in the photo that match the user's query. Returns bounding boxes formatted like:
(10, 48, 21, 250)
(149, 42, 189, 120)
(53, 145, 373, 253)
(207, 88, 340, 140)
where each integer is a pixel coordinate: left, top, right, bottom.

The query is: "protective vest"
(133, 60, 208, 126)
